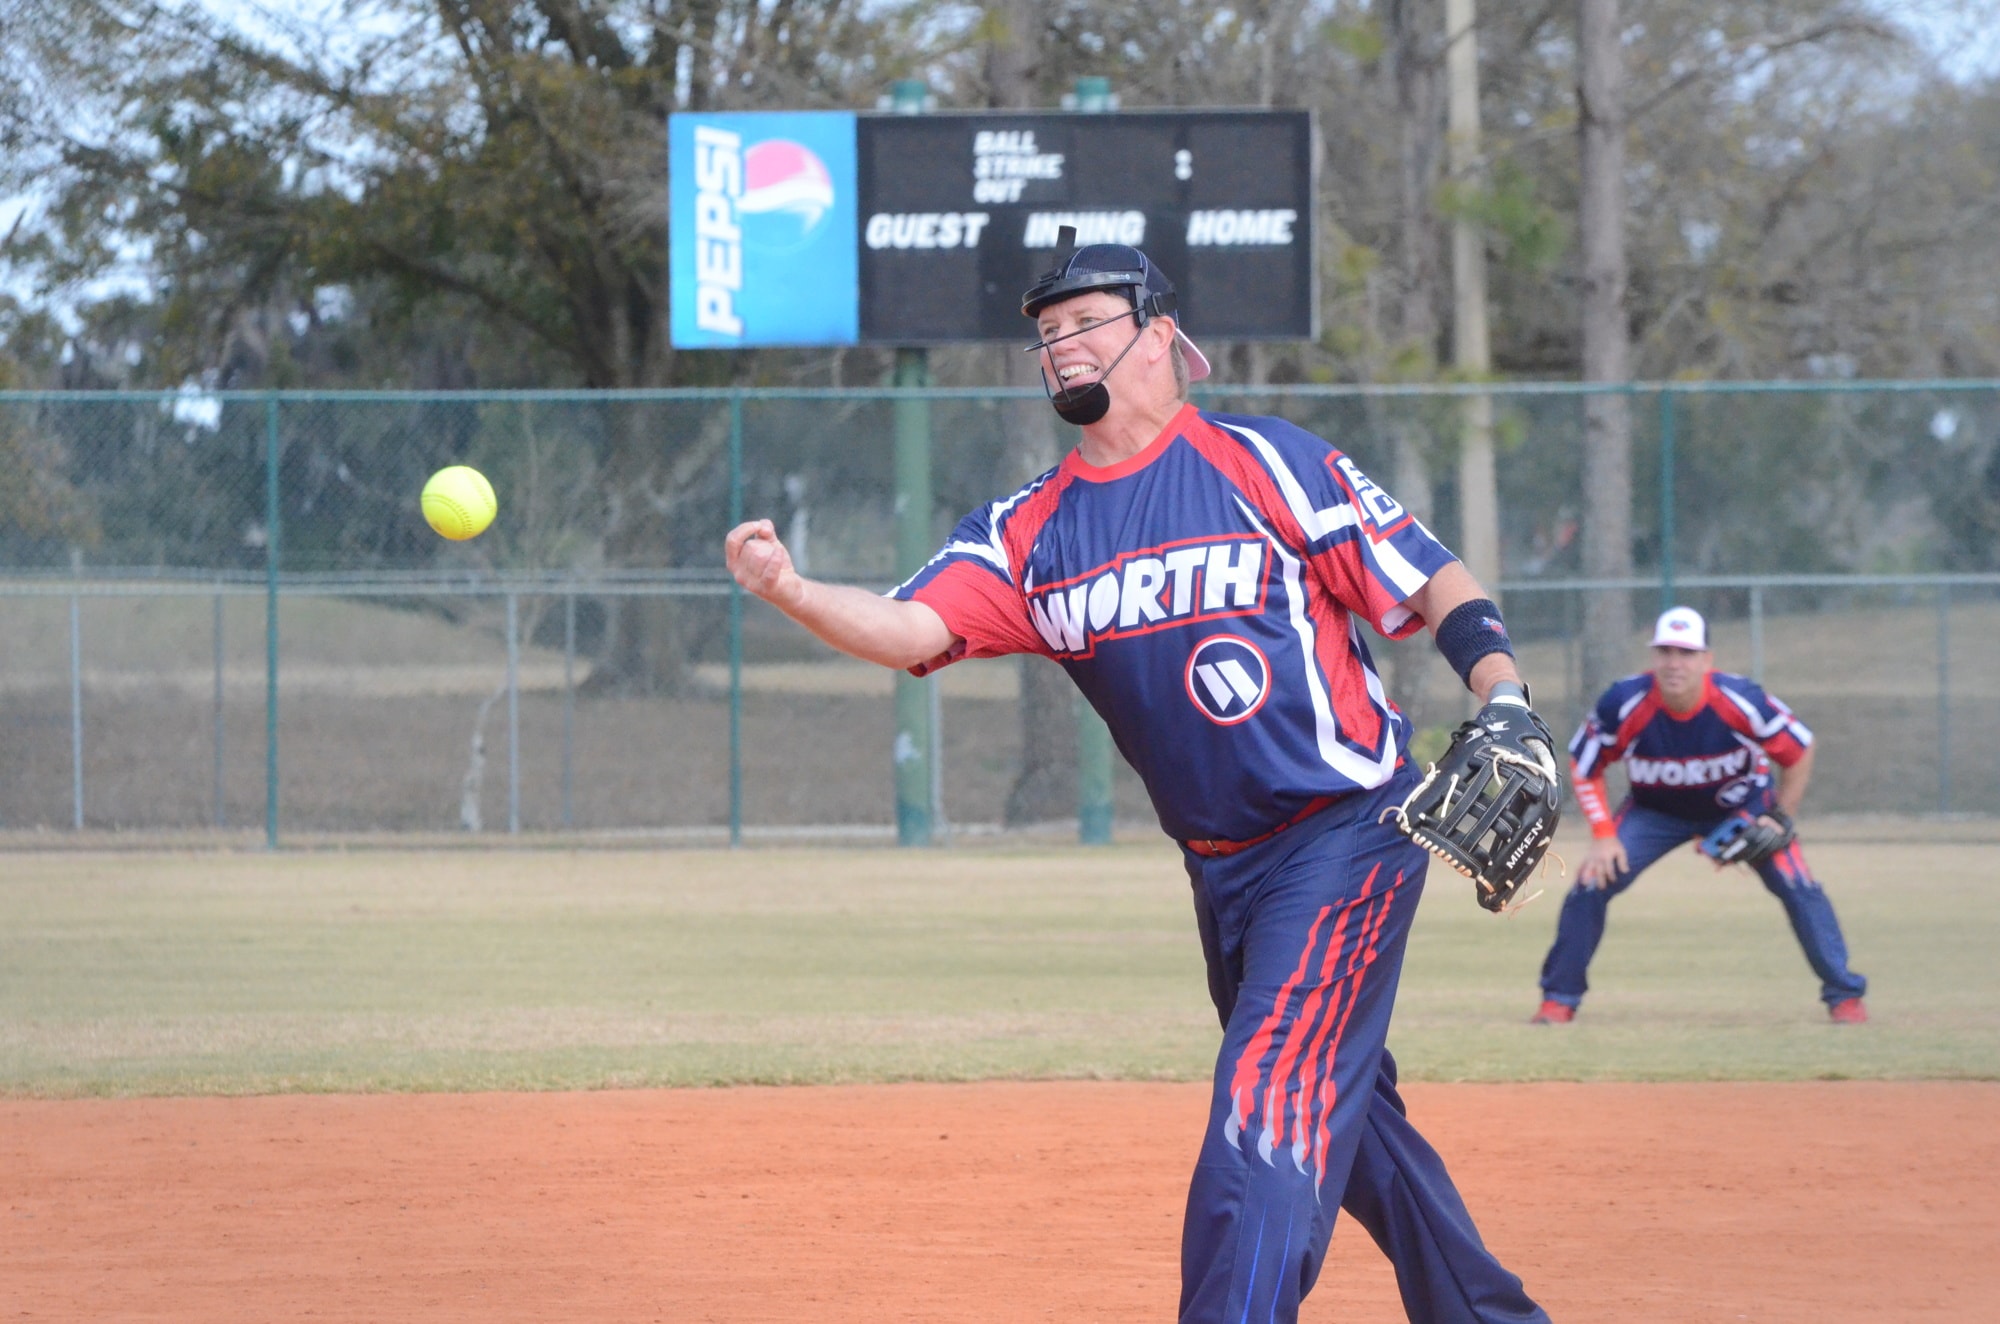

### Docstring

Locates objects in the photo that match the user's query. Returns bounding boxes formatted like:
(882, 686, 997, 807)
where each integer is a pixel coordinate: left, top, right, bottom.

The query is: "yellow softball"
(421, 465, 498, 541)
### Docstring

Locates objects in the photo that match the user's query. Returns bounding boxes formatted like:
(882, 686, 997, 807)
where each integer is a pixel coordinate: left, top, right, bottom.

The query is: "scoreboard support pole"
(892, 349, 937, 847)
(888, 78, 938, 847)
(1077, 694, 1114, 844)
(891, 347, 936, 846)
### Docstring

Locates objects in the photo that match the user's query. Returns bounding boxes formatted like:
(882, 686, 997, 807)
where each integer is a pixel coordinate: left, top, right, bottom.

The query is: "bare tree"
(1576, 0, 1634, 699)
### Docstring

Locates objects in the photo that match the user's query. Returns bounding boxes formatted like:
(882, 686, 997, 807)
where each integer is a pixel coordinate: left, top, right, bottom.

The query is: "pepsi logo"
(1184, 635, 1271, 725)
(739, 140, 835, 248)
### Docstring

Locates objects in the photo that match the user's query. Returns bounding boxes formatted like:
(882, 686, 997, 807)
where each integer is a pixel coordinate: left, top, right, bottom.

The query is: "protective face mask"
(1026, 309, 1147, 427)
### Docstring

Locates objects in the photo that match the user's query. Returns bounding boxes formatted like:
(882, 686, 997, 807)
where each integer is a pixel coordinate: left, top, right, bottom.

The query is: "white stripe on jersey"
(1763, 691, 1813, 744)
(1234, 495, 1398, 788)
(1573, 726, 1613, 779)
(1573, 681, 1682, 777)
(887, 541, 994, 598)
(1348, 612, 1397, 732)
(884, 472, 1045, 597)
(1217, 418, 1437, 622)
(972, 477, 1057, 582)
(1366, 521, 1432, 598)
(1213, 421, 1360, 543)
(943, 538, 1009, 574)
(1716, 679, 1809, 744)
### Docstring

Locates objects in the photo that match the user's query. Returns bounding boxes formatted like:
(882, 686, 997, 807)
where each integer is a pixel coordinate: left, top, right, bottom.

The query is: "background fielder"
(1535, 605, 1869, 1025)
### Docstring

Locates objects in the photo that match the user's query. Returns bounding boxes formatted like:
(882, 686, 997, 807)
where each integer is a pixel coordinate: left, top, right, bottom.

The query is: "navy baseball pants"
(1539, 798, 1867, 1008)
(1180, 770, 1547, 1324)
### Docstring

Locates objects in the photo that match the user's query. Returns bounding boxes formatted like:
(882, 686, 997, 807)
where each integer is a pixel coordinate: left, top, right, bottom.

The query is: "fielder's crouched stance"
(1534, 606, 1867, 1026)
(726, 232, 1558, 1324)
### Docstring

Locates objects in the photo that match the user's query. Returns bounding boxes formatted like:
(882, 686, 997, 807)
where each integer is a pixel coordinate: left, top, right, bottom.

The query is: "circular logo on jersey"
(1184, 635, 1272, 726)
(739, 140, 836, 250)
(1714, 774, 1757, 809)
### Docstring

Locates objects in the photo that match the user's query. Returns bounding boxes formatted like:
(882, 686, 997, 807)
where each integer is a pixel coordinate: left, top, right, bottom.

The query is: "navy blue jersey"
(890, 404, 1457, 843)
(1569, 670, 1812, 822)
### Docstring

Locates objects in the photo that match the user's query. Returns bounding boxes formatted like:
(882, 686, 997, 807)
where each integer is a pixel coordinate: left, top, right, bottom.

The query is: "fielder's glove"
(1384, 689, 1563, 913)
(1698, 809, 1795, 867)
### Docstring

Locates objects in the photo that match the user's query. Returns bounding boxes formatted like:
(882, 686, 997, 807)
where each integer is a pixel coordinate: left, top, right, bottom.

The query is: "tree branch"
(1628, 19, 1898, 124)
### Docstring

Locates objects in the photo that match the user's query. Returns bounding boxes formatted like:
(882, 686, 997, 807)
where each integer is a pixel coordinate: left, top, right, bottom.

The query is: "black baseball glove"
(1385, 696, 1563, 913)
(1698, 809, 1795, 867)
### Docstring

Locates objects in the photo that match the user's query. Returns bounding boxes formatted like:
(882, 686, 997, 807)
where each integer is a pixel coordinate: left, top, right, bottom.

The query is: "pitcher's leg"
(1187, 851, 1243, 1029)
(1340, 1053, 1549, 1324)
(1753, 842, 1867, 1004)
(1179, 811, 1428, 1324)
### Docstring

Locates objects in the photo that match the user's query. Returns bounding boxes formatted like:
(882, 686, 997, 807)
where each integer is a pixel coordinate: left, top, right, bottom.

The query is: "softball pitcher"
(727, 234, 1556, 1323)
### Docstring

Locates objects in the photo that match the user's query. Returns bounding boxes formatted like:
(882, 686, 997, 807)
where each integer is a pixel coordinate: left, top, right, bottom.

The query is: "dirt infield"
(5, 1081, 1995, 1321)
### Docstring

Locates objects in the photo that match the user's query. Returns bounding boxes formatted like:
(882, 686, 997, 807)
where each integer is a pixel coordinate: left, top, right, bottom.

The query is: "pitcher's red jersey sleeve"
(888, 477, 1059, 675)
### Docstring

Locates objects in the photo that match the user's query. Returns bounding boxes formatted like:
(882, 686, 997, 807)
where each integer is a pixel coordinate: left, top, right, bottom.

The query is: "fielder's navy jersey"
(890, 403, 1456, 843)
(1568, 670, 1812, 821)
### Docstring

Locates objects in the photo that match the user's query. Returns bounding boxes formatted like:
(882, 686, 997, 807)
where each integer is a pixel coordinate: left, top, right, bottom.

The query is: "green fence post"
(213, 586, 226, 828)
(1938, 582, 1951, 813)
(68, 576, 82, 830)
(893, 350, 935, 846)
(505, 590, 520, 835)
(729, 392, 745, 848)
(562, 587, 576, 830)
(1749, 583, 1765, 682)
(264, 390, 281, 849)
(1078, 700, 1113, 844)
(1658, 386, 1676, 613)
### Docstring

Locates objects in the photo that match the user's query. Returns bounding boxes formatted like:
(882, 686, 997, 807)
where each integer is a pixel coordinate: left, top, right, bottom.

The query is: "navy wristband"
(1435, 598, 1515, 687)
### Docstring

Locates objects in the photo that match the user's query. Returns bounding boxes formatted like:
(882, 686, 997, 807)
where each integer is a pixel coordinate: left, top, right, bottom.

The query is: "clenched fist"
(724, 520, 806, 610)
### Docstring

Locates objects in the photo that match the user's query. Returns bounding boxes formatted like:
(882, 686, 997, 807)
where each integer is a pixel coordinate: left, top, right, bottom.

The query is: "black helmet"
(1021, 227, 1210, 381)
(1022, 235, 1177, 324)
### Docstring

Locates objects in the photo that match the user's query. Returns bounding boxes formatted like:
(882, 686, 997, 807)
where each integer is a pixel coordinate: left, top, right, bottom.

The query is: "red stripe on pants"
(1225, 903, 1331, 1144)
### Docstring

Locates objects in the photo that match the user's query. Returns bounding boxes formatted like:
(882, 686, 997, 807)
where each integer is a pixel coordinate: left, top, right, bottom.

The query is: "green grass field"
(2, 833, 1995, 1098)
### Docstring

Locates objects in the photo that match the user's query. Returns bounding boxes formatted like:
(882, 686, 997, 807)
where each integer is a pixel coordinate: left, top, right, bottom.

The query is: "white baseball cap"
(1650, 606, 1708, 650)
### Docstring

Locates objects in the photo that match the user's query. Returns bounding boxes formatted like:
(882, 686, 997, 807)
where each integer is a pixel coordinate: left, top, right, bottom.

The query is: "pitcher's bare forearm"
(778, 579, 955, 670)
(1466, 653, 1525, 703)
(724, 519, 956, 670)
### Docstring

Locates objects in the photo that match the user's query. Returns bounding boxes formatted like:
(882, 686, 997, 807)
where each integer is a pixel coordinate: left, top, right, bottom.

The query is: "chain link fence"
(2, 383, 1995, 839)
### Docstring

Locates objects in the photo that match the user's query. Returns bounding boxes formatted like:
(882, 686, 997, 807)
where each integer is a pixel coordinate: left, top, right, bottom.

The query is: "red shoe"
(1829, 997, 1868, 1024)
(1531, 1000, 1575, 1025)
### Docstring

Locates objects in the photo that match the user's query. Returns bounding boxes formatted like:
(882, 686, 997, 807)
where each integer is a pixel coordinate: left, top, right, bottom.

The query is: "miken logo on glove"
(1381, 698, 1564, 914)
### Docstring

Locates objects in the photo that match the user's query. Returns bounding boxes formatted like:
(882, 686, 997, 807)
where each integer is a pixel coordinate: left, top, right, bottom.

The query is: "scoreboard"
(670, 109, 1314, 348)
(855, 111, 1314, 342)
